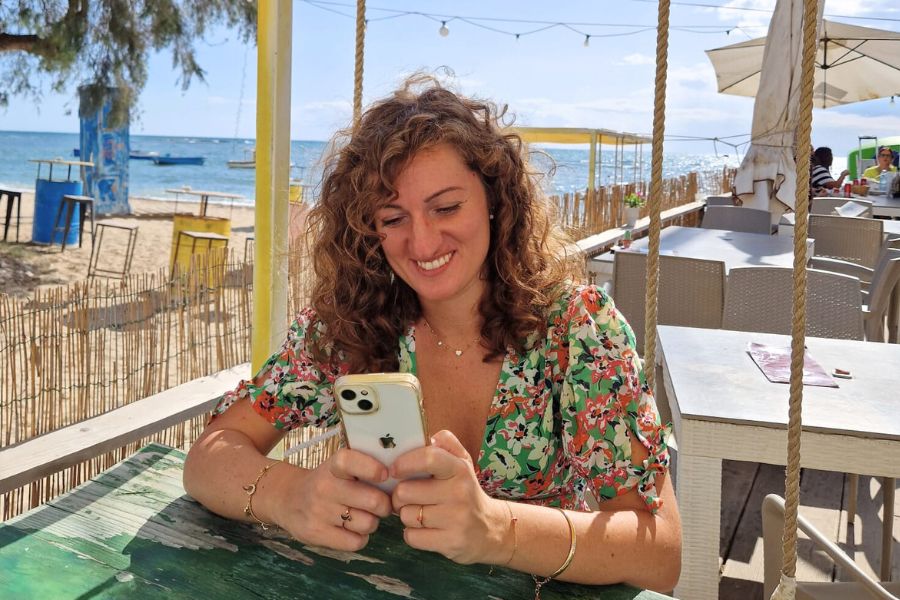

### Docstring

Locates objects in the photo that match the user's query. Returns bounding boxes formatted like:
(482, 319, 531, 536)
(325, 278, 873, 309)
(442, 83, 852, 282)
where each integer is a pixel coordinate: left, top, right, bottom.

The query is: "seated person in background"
(182, 74, 681, 594)
(862, 146, 898, 180)
(810, 147, 849, 194)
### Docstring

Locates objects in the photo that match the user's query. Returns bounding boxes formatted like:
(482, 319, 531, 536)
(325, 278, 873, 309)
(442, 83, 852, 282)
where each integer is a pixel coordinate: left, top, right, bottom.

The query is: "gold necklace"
(421, 319, 481, 357)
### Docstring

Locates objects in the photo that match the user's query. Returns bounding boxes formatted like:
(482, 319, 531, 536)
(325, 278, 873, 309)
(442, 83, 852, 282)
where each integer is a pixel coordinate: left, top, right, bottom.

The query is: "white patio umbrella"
(707, 0, 824, 218)
(708, 18, 900, 109)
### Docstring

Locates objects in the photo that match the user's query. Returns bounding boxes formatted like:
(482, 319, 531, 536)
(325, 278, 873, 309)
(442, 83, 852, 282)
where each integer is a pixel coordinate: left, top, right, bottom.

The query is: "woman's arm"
(391, 430, 681, 593)
(185, 399, 393, 551)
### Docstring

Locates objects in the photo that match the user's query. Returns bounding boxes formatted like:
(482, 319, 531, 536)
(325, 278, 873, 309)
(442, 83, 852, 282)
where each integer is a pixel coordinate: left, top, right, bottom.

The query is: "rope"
(774, 0, 819, 596)
(353, 0, 366, 124)
(642, 0, 671, 389)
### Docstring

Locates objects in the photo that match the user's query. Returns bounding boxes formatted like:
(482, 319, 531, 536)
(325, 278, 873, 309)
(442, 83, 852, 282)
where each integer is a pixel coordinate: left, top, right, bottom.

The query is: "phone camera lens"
(340, 389, 356, 401)
(357, 399, 373, 411)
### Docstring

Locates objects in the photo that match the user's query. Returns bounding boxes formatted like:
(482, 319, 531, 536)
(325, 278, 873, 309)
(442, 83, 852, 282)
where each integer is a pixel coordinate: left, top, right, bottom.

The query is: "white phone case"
(334, 373, 428, 493)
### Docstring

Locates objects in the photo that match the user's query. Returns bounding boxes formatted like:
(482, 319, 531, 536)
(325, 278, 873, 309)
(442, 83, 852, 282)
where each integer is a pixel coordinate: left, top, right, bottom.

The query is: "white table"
(658, 326, 900, 600)
(588, 226, 811, 285)
(165, 188, 245, 217)
(869, 194, 900, 219)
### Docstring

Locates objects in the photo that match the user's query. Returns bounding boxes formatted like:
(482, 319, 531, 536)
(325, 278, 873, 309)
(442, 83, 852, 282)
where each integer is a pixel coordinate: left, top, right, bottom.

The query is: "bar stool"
(1, 189, 22, 242)
(53, 194, 95, 251)
(88, 222, 139, 279)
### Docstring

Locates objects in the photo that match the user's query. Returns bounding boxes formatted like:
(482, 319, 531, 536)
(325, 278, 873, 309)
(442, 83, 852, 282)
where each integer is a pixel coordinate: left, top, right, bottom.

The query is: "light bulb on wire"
(583, 35, 590, 48)
(439, 21, 449, 37)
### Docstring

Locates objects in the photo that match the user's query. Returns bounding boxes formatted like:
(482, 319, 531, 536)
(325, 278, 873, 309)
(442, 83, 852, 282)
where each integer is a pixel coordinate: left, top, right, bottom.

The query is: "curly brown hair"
(306, 74, 582, 373)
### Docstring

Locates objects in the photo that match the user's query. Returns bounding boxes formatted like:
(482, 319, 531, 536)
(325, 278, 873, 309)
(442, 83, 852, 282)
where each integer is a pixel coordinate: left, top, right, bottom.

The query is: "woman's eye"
(435, 203, 461, 215)
(379, 215, 404, 228)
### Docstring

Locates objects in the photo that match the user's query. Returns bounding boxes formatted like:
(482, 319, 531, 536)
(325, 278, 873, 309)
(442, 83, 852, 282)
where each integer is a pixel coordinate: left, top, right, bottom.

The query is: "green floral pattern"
(214, 285, 670, 513)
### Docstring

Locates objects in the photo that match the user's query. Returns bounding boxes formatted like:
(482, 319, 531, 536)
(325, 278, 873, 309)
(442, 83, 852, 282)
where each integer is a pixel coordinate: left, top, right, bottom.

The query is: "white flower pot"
(624, 206, 641, 228)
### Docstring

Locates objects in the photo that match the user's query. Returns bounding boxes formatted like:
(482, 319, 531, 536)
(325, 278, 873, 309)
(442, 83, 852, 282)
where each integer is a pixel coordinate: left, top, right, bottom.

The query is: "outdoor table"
(165, 188, 245, 217)
(0, 443, 674, 600)
(865, 193, 900, 219)
(589, 226, 813, 286)
(657, 325, 900, 600)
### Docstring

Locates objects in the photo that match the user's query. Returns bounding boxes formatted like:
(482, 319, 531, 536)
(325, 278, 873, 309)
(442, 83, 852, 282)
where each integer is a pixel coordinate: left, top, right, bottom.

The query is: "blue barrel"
(33, 179, 82, 245)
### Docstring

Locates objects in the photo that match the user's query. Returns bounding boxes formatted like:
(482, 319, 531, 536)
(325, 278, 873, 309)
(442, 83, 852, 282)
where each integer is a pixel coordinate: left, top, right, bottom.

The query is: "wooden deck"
(718, 460, 899, 598)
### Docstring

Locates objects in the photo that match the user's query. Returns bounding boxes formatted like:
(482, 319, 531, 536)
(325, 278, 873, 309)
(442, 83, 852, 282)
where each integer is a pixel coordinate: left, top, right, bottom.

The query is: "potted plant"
(623, 192, 645, 228)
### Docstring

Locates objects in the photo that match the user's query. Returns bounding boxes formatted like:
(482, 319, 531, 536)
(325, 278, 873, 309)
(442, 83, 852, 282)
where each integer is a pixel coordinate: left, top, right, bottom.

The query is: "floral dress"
(213, 284, 671, 513)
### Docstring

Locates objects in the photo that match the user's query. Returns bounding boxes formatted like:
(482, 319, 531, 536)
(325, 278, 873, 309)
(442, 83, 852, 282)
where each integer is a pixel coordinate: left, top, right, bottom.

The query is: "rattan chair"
(701, 205, 773, 234)
(705, 194, 735, 207)
(722, 266, 864, 340)
(762, 495, 900, 600)
(811, 197, 874, 218)
(809, 214, 884, 269)
(612, 251, 725, 354)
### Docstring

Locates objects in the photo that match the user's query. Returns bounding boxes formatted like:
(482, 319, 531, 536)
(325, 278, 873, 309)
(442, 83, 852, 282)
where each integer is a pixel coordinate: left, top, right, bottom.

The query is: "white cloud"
(618, 53, 655, 66)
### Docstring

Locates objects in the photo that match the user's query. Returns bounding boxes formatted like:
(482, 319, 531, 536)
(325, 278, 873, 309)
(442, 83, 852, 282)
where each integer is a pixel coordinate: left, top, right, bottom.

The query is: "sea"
(0, 130, 741, 206)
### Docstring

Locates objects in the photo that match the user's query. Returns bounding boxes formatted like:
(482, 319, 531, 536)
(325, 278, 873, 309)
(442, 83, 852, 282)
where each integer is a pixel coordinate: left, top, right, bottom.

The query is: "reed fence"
(0, 168, 732, 521)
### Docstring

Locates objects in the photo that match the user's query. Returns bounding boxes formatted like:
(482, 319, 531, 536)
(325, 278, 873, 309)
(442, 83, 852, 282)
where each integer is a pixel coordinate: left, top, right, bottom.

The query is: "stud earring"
(489, 213, 495, 220)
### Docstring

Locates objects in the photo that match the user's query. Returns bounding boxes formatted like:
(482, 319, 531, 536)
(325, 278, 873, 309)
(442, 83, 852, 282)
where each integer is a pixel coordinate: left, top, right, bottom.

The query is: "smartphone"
(334, 373, 429, 493)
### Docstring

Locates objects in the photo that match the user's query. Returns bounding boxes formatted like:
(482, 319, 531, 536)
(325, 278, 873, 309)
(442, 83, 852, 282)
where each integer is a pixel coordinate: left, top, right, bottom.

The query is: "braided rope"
(642, 0, 672, 389)
(353, 0, 366, 124)
(780, 0, 819, 587)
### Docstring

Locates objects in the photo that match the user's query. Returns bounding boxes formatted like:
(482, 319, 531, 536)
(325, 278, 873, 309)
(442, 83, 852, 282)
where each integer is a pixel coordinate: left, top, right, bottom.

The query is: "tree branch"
(0, 33, 41, 53)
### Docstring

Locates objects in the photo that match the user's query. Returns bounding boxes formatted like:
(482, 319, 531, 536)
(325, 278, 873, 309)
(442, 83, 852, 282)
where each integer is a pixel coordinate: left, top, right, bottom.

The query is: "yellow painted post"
(254, 0, 293, 371)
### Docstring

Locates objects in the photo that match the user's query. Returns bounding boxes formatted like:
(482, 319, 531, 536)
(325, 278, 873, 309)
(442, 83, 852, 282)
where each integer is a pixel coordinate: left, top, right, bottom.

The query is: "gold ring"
(341, 507, 352, 522)
(417, 505, 425, 527)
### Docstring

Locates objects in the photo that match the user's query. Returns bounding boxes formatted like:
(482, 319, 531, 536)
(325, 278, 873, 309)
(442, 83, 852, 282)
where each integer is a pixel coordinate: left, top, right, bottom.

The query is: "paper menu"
(747, 342, 838, 387)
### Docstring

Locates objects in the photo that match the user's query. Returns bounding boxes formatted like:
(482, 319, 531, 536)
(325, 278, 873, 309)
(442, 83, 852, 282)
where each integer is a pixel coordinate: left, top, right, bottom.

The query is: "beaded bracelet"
(242, 461, 279, 531)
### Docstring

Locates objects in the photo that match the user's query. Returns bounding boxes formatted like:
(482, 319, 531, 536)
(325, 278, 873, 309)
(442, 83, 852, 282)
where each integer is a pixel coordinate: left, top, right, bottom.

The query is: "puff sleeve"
(558, 285, 671, 513)
(211, 307, 346, 431)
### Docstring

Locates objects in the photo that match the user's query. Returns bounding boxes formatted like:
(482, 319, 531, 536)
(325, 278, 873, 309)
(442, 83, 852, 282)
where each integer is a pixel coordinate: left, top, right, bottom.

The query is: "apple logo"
(379, 434, 396, 449)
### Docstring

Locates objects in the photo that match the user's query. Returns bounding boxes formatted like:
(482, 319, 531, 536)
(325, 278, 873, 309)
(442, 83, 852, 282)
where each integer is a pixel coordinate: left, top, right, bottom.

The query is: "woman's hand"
(271, 448, 392, 551)
(391, 430, 510, 565)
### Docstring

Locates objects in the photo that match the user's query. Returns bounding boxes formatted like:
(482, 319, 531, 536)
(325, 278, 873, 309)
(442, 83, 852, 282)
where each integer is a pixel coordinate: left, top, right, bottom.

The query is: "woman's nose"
(408, 216, 441, 257)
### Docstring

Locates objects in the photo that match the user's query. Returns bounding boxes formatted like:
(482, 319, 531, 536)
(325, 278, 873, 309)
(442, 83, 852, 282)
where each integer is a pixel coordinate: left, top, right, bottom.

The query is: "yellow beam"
(253, 0, 293, 371)
(508, 126, 651, 146)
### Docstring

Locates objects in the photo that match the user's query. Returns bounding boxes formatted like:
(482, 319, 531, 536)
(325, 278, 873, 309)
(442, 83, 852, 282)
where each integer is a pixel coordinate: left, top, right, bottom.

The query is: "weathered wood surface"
(0, 444, 673, 600)
(718, 462, 899, 599)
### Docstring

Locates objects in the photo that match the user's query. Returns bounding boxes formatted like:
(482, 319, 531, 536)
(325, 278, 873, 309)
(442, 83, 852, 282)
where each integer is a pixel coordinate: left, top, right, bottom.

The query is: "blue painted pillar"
(79, 86, 131, 215)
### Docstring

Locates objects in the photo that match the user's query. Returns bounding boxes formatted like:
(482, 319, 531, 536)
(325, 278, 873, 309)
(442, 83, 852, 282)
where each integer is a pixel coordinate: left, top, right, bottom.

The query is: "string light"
(299, 0, 744, 45)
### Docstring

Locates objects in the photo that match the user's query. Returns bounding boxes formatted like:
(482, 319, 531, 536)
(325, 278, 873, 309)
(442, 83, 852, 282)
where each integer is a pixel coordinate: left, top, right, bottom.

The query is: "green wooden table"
(0, 444, 674, 599)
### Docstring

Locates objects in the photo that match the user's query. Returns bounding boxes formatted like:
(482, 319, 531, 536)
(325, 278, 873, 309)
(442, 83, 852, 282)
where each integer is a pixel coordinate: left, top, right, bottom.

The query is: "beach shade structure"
(716, 0, 825, 220)
(706, 18, 900, 110)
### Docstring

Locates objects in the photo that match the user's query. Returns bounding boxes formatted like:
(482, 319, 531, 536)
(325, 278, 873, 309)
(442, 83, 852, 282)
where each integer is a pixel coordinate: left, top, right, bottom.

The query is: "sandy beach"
(1, 192, 261, 298)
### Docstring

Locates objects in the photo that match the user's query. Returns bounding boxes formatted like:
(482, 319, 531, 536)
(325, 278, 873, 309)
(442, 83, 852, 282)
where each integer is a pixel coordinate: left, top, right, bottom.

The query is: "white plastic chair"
(762, 494, 900, 600)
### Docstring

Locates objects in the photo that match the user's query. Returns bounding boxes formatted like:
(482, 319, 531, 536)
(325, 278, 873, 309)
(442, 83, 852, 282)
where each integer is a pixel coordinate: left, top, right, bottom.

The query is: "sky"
(2, 0, 900, 159)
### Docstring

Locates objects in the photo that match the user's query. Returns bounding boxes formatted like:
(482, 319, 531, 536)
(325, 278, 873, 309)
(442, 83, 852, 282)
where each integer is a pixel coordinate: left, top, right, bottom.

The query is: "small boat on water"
(227, 148, 255, 169)
(129, 150, 160, 160)
(152, 154, 205, 166)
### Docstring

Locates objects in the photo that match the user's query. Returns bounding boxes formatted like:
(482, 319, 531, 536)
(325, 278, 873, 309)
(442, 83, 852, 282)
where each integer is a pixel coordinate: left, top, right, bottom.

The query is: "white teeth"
(416, 252, 452, 271)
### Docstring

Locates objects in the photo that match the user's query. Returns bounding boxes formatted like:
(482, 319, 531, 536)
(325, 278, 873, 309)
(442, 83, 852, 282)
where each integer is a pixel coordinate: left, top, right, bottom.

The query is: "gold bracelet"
(532, 507, 577, 598)
(242, 461, 279, 531)
(502, 501, 519, 566)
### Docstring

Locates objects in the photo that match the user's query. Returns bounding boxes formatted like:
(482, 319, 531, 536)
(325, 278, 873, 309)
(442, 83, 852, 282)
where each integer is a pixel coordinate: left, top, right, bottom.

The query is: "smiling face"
(374, 143, 492, 309)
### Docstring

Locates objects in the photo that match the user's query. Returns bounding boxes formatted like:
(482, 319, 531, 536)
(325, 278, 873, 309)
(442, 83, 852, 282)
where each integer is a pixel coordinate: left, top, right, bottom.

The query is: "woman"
(810, 146, 849, 194)
(862, 145, 898, 180)
(183, 75, 681, 594)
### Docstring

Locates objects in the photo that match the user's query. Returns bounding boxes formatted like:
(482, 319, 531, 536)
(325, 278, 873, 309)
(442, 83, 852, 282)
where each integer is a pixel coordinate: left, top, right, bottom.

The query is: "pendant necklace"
(422, 319, 481, 357)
